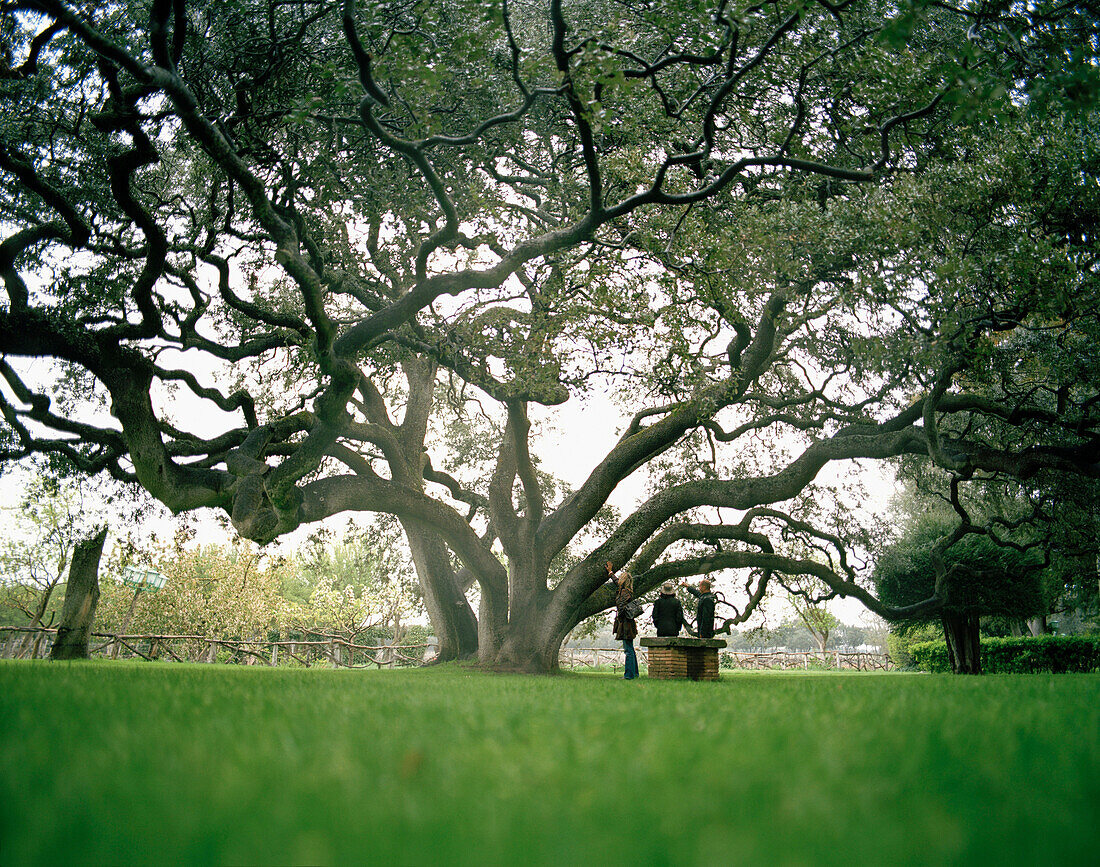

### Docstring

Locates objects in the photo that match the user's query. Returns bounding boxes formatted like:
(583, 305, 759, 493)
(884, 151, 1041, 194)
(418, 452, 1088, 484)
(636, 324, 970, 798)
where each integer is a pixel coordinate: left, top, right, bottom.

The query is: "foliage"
(2, 663, 1099, 865)
(885, 622, 942, 669)
(1039, 509, 1100, 632)
(0, 475, 105, 638)
(90, 523, 422, 643)
(873, 515, 1048, 621)
(0, 464, 425, 647)
(95, 540, 294, 639)
(291, 520, 423, 640)
(910, 635, 1100, 674)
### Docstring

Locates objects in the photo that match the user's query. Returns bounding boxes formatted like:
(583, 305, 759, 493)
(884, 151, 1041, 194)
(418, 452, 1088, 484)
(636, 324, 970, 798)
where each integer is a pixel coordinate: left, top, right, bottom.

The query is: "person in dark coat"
(651, 581, 687, 637)
(607, 562, 639, 679)
(683, 578, 718, 638)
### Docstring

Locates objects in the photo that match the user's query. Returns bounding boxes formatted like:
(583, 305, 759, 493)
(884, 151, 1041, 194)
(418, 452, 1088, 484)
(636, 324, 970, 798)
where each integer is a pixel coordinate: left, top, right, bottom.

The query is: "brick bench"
(640, 636, 726, 681)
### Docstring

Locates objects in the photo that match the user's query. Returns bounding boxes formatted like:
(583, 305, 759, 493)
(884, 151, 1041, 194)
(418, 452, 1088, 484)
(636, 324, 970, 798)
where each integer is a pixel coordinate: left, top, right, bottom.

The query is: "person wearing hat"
(651, 581, 688, 637)
(682, 578, 718, 638)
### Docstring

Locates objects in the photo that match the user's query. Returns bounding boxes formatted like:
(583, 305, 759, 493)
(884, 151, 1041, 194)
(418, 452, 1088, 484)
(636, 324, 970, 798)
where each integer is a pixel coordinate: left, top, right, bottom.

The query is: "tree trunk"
(490, 577, 572, 674)
(478, 590, 508, 664)
(1027, 615, 1050, 636)
(49, 528, 108, 661)
(402, 522, 479, 661)
(492, 620, 561, 673)
(941, 611, 982, 674)
(475, 553, 557, 673)
(503, 565, 624, 675)
(27, 582, 59, 659)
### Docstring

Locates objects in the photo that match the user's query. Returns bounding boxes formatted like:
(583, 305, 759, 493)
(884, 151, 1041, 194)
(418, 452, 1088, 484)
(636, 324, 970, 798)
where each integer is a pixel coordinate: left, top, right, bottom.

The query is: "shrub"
(911, 635, 1100, 673)
(886, 623, 942, 669)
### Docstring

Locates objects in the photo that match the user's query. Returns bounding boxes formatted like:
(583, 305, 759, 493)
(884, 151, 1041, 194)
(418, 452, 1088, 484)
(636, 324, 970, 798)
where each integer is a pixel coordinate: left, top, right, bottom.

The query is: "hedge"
(910, 634, 1100, 673)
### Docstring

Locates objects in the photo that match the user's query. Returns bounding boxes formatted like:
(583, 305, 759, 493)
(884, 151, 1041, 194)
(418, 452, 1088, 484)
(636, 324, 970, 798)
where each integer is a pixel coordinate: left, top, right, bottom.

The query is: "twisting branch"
(924, 359, 972, 474)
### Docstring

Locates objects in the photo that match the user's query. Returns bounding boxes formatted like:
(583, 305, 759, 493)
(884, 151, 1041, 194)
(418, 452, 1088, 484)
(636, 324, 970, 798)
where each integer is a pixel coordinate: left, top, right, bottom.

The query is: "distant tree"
(727, 626, 770, 652)
(790, 598, 841, 655)
(728, 619, 817, 652)
(776, 558, 849, 653)
(852, 615, 889, 652)
(563, 614, 607, 649)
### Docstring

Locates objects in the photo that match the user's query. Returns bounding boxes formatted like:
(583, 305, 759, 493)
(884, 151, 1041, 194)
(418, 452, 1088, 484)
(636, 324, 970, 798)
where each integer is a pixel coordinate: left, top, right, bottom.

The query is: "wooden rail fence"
(723, 650, 893, 670)
(558, 647, 892, 671)
(0, 626, 428, 669)
(4, 627, 891, 672)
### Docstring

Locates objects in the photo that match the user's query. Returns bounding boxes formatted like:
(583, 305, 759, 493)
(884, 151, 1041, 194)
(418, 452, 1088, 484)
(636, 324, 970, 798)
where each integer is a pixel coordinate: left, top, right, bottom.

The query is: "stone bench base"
(640, 636, 726, 681)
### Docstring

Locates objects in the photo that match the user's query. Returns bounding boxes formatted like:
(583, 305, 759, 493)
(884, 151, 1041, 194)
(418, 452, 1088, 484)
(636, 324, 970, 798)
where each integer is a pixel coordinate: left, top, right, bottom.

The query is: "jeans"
(622, 640, 639, 679)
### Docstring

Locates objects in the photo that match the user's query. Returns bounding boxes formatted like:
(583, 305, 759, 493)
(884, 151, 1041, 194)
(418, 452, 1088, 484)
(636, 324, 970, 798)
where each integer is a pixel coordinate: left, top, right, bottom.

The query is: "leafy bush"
(911, 635, 1100, 673)
(909, 640, 952, 672)
(886, 623, 942, 669)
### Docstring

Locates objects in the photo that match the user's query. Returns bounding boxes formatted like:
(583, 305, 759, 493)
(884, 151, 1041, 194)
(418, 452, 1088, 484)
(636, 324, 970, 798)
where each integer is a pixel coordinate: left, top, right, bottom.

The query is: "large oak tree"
(2, 0, 1097, 671)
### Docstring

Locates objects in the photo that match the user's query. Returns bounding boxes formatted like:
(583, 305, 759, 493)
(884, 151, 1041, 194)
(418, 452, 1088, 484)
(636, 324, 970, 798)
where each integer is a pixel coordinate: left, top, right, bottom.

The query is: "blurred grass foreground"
(1, 661, 1097, 865)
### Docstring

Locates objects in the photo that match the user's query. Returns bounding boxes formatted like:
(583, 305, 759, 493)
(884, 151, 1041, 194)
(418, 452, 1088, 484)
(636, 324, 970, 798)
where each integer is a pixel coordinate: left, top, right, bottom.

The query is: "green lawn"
(1, 662, 1097, 866)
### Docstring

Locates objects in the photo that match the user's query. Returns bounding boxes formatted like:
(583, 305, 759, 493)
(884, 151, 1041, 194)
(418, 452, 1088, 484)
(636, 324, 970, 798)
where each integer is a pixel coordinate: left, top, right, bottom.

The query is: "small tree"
(778, 570, 845, 654)
(873, 518, 1047, 674)
(293, 521, 423, 648)
(790, 600, 841, 655)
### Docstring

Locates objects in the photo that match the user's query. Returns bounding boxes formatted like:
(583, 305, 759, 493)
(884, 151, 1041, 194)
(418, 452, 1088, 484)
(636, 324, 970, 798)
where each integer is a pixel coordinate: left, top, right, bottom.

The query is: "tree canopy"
(1, 0, 1097, 671)
(873, 514, 1047, 622)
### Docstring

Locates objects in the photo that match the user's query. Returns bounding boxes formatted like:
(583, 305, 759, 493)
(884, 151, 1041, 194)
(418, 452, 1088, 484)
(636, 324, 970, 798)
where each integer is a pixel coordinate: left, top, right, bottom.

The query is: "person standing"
(607, 562, 640, 680)
(651, 581, 687, 637)
(682, 578, 718, 639)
